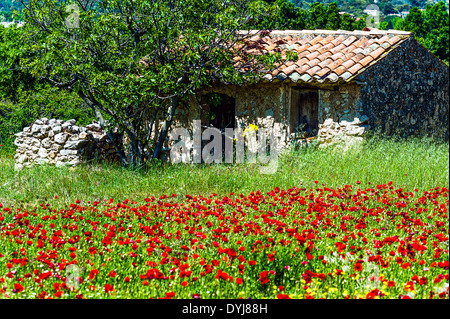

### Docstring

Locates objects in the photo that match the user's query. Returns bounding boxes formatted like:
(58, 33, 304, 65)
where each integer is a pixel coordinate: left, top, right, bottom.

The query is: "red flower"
(259, 271, 270, 285)
(165, 291, 175, 299)
(104, 283, 114, 293)
(89, 269, 99, 280)
(277, 294, 291, 299)
(124, 276, 130, 283)
(387, 281, 395, 287)
(335, 242, 346, 253)
(108, 270, 117, 277)
(39, 271, 52, 280)
(181, 281, 188, 287)
(354, 263, 363, 272)
(248, 260, 256, 266)
(14, 283, 24, 293)
(236, 278, 243, 285)
(142, 280, 149, 286)
(216, 269, 229, 281)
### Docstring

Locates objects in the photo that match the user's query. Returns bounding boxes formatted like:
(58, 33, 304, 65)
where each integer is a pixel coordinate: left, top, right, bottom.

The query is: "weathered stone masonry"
(356, 37, 449, 139)
(14, 118, 120, 170)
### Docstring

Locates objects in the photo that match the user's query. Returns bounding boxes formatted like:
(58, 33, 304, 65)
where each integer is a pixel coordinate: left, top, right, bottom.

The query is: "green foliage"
(258, 0, 366, 30)
(0, 24, 33, 103)
(0, 87, 95, 154)
(393, 1, 449, 63)
(0, 23, 95, 153)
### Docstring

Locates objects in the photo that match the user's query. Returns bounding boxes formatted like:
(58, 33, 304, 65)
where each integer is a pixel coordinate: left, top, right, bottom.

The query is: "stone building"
(175, 29, 449, 153)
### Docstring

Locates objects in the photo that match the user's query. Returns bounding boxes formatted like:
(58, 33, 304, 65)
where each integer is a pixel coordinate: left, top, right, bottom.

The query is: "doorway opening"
(290, 88, 319, 137)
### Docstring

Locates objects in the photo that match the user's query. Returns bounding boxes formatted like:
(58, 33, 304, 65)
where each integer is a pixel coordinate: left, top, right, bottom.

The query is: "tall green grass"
(0, 136, 448, 209)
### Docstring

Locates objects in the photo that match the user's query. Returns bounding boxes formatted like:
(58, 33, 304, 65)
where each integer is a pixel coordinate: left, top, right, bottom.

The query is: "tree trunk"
(78, 90, 129, 166)
(152, 96, 179, 159)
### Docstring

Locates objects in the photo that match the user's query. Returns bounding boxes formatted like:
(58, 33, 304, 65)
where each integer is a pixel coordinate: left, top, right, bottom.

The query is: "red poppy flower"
(354, 263, 362, 272)
(248, 260, 256, 266)
(181, 281, 188, 287)
(39, 271, 52, 280)
(259, 271, 270, 285)
(104, 283, 114, 293)
(165, 291, 175, 299)
(277, 294, 291, 299)
(89, 269, 99, 280)
(236, 278, 243, 285)
(14, 283, 24, 293)
(124, 276, 130, 283)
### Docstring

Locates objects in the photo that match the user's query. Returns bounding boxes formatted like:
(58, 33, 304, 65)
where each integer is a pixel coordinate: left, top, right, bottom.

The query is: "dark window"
(201, 93, 236, 130)
(290, 88, 319, 137)
(200, 93, 236, 160)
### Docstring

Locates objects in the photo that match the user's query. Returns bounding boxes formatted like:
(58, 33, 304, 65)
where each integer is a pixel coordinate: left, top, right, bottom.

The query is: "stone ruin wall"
(200, 82, 290, 152)
(356, 37, 449, 140)
(14, 118, 120, 170)
(179, 82, 368, 156)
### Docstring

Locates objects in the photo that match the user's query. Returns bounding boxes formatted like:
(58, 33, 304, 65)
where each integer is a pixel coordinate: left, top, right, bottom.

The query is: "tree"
(394, 1, 449, 64)
(0, 24, 34, 103)
(19, 0, 278, 167)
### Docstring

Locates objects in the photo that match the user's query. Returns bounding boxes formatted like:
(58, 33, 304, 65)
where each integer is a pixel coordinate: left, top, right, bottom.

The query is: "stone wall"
(356, 36, 449, 140)
(14, 118, 120, 170)
(318, 83, 362, 123)
(317, 116, 370, 151)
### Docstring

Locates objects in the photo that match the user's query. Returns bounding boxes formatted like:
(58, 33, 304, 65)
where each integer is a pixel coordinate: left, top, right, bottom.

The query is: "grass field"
(0, 136, 448, 208)
(0, 136, 448, 299)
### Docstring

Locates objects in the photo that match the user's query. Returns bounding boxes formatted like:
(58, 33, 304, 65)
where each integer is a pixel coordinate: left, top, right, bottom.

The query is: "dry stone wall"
(14, 118, 120, 170)
(317, 116, 370, 151)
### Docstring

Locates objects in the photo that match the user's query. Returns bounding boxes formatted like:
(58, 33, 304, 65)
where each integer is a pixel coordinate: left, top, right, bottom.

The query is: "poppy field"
(0, 182, 448, 299)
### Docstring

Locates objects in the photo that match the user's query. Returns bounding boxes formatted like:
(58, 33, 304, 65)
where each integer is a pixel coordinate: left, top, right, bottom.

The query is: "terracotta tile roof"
(236, 29, 412, 84)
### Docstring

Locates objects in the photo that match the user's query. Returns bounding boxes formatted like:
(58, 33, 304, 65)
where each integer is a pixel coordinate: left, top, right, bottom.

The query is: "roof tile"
(306, 65, 321, 76)
(334, 65, 347, 76)
(351, 53, 365, 63)
(327, 58, 345, 71)
(316, 67, 331, 78)
(359, 55, 375, 67)
(348, 63, 363, 75)
(317, 51, 333, 62)
(341, 59, 356, 70)
(318, 58, 334, 68)
(307, 36, 324, 46)
(306, 58, 321, 68)
(233, 29, 410, 83)
(329, 52, 345, 61)
(342, 36, 357, 46)
(329, 43, 347, 55)
(370, 47, 386, 60)
(388, 35, 401, 45)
